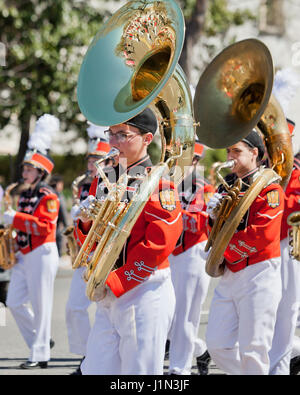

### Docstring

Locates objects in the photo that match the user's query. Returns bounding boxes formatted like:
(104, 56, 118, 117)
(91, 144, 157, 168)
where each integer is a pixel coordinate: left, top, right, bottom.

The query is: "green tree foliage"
(0, 0, 256, 184)
(0, 0, 105, 178)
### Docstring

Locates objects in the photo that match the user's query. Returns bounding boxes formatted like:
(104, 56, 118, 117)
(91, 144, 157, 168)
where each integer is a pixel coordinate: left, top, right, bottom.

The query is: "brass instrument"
(75, 0, 195, 301)
(0, 182, 18, 270)
(208, 161, 222, 189)
(64, 172, 90, 268)
(287, 211, 300, 261)
(193, 39, 293, 277)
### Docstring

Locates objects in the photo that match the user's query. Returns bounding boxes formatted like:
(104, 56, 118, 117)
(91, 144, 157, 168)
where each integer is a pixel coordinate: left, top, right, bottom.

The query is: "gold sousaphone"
(76, 0, 195, 301)
(0, 182, 18, 270)
(194, 39, 293, 277)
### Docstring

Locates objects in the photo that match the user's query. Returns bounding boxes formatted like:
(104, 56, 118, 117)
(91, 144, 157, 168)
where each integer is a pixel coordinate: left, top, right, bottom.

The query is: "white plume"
(272, 68, 300, 114)
(27, 114, 60, 154)
(87, 121, 107, 140)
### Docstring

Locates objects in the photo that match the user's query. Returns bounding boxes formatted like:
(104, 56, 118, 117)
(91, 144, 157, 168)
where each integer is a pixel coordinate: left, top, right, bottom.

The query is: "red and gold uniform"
(215, 169, 284, 272)
(6, 183, 60, 365)
(76, 155, 182, 297)
(80, 155, 183, 375)
(280, 159, 300, 241)
(13, 183, 59, 254)
(206, 167, 284, 375)
(5, 113, 60, 368)
(269, 158, 300, 375)
(173, 169, 214, 255)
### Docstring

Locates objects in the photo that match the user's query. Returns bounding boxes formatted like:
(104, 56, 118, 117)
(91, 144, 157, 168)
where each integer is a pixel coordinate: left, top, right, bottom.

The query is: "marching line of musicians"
(0, 108, 300, 375)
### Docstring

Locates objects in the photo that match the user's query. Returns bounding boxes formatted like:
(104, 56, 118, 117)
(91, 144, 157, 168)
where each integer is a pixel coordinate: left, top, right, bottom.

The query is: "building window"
(259, 0, 285, 35)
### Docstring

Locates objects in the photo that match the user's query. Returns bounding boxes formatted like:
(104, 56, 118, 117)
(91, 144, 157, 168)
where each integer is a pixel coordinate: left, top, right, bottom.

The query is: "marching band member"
(74, 108, 183, 375)
(269, 133, 300, 375)
(168, 140, 214, 375)
(205, 129, 284, 375)
(266, 69, 300, 375)
(65, 122, 110, 375)
(4, 114, 60, 369)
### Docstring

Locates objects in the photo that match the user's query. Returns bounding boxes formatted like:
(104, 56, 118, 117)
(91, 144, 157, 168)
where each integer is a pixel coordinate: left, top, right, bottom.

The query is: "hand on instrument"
(70, 205, 81, 221)
(3, 209, 16, 225)
(206, 193, 223, 220)
(71, 195, 96, 222)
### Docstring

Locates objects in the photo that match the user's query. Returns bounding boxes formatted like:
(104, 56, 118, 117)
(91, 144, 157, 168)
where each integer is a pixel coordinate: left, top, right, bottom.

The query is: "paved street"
(0, 256, 298, 376)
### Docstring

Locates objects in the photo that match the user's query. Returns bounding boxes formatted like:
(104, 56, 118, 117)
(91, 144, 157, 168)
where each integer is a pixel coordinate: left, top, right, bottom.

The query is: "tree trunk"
(179, 0, 208, 82)
(13, 111, 31, 181)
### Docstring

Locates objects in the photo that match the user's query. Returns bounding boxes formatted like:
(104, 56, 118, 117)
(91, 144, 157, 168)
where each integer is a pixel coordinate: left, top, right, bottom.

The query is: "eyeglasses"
(104, 129, 141, 142)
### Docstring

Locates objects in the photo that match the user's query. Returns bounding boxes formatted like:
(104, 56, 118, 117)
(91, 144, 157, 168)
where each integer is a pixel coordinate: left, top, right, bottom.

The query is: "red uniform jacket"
(13, 182, 59, 254)
(215, 168, 284, 273)
(173, 168, 215, 255)
(75, 155, 183, 297)
(280, 162, 300, 240)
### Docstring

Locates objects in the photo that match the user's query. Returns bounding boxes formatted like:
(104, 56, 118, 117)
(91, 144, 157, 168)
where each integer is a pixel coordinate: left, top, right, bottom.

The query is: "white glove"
(81, 195, 96, 209)
(71, 195, 96, 222)
(206, 193, 223, 220)
(3, 209, 16, 225)
(70, 205, 81, 221)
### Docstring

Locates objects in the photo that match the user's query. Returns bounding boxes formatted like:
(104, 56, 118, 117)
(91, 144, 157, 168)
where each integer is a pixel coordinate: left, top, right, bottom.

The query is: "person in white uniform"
(269, 142, 300, 375)
(74, 108, 183, 375)
(205, 130, 284, 375)
(65, 122, 110, 375)
(4, 114, 60, 369)
(168, 141, 215, 375)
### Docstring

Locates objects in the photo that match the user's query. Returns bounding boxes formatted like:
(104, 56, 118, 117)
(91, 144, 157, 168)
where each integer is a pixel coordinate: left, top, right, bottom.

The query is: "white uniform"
(65, 180, 92, 357)
(269, 164, 300, 374)
(206, 258, 282, 375)
(268, 238, 300, 374)
(168, 241, 210, 374)
(65, 266, 92, 355)
(206, 170, 284, 375)
(81, 268, 175, 375)
(7, 244, 58, 362)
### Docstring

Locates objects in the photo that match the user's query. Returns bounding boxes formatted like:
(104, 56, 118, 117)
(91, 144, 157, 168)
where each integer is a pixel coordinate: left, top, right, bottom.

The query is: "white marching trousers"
(65, 266, 92, 356)
(206, 258, 282, 375)
(81, 268, 175, 375)
(6, 243, 59, 362)
(168, 241, 211, 375)
(269, 237, 300, 375)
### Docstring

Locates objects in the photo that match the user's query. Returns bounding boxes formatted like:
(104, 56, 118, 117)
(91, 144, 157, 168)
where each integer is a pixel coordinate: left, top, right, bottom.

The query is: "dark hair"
(242, 129, 265, 161)
(49, 173, 63, 187)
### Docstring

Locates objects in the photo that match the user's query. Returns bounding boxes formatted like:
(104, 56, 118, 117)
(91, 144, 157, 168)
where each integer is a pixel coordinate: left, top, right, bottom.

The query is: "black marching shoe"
(290, 356, 300, 375)
(70, 357, 85, 376)
(20, 361, 48, 370)
(196, 350, 211, 375)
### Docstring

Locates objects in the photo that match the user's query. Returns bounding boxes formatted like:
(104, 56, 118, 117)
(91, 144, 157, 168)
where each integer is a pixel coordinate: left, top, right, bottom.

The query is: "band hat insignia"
(86, 122, 110, 157)
(23, 114, 60, 174)
(194, 136, 205, 158)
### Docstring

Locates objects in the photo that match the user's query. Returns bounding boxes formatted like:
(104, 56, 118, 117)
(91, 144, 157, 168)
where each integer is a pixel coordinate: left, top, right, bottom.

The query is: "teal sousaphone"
(76, 0, 195, 301)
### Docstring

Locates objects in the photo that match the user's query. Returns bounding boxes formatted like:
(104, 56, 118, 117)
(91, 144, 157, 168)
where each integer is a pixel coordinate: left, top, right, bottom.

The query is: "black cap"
(125, 108, 157, 135)
(242, 129, 265, 161)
